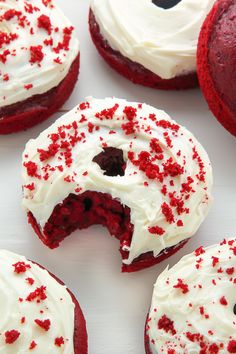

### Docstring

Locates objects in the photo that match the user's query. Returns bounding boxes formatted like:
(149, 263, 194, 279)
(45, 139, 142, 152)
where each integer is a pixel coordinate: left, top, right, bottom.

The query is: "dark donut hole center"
(234, 304, 236, 315)
(93, 147, 126, 177)
(152, 0, 182, 9)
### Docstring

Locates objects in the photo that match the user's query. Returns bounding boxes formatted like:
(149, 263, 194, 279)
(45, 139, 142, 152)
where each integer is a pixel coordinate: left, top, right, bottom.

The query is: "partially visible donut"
(197, 0, 236, 137)
(0, 249, 87, 353)
(0, 0, 80, 134)
(22, 97, 213, 272)
(89, 0, 215, 90)
(145, 238, 236, 353)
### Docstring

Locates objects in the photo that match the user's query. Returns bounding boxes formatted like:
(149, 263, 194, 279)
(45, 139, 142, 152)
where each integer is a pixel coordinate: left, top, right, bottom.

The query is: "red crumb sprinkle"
(26, 277, 35, 285)
(212, 256, 219, 267)
(226, 267, 235, 275)
(26, 286, 47, 302)
(29, 341, 37, 350)
(228, 340, 236, 353)
(173, 279, 189, 294)
(55, 336, 64, 347)
(5, 330, 20, 344)
(158, 315, 176, 335)
(219, 296, 228, 306)
(148, 226, 165, 236)
(177, 220, 183, 227)
(161, 202, 175, 224)
(21, 317, 25, 324)
(23, 161, 40, 179)
(13, 261, 31, 274)
(37, 14, 52, 34)
(24, 84, 33, 90)
(29, 45, 44, 64)
(195, 246, 205, 256)
(34, 319, 51, 331)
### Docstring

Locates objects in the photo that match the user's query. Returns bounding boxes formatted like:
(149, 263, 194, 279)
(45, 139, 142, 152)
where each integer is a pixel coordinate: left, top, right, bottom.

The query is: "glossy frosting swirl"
(0, 249, 75, 353)
(22, 97, 213, 265)
(0, 0, 79, 107)
(91, 0, 215, 79)
(147, 238, 236, 353)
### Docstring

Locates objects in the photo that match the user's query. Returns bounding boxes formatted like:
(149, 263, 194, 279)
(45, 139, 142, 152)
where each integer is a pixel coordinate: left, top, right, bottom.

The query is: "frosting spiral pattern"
(0, 0, 79, 107)
(0, 250, 75, 353)
(22, 97, 213, 265)
(91, 0, 215, 79)
(147, 238, 236, 354)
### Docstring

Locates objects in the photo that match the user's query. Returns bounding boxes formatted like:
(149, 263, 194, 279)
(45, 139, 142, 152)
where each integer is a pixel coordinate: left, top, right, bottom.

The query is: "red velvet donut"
(0, 0, 80, 134)
(89, 0, 215, 90)
(197, 0, 236, 136)
(0, 250, 87, 353)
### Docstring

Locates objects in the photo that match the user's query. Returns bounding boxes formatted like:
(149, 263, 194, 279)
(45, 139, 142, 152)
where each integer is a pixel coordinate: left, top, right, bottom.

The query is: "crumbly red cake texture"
(89, 9, 198, 90)
(197, 0, 236, 137)
(33, 261, 88, 354)
(28, 191, 188, 273)
(0, 54, 80, 135)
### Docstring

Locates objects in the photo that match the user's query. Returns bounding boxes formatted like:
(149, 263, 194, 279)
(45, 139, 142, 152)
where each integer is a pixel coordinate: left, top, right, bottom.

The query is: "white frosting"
(22, 97, 213, 265)
(0, 249, 75, 353)
(91, 0, 215, 79)
(147, 238, 236, 353)
(0, 0, 79, 107)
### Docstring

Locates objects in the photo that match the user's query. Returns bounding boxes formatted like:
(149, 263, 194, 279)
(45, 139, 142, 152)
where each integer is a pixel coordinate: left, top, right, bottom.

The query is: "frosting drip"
(22, 97, 213, 265)
(0, 250, 75, 353)
(0, 0, 79, 107)
(147, 238, 236, 353)
(91, 0, 215, 79)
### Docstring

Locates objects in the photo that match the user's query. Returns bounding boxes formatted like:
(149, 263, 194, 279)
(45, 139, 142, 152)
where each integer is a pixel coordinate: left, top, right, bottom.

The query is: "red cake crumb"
(5, 330, 20, 344)
(173, 279, 189, 294)
(13, 261, 31, 273)
(55, 336, 64, 347)
(29, 341, 37, 350)
(26, 286, 47, 302)
(89, 9, 198, 90)
(158, 315, 176, 335)
(34, 319, 51, 331)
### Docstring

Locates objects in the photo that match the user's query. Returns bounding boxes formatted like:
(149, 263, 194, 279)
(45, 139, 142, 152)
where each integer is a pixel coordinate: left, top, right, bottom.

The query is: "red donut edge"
(197, 0, 236, 137)
(88, 9, 198, 90)
(32, 260, 88, 354)
(0, 54, 80, 135)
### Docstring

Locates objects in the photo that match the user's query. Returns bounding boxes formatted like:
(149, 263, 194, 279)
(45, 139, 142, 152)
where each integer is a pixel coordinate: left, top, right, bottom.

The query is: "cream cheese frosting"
(0, 0, 79, 107)
(90, 0, 215, 79)
(0, 249, 75, 353)
(22, 97, 213, 265)
(147, 238, 236, 354)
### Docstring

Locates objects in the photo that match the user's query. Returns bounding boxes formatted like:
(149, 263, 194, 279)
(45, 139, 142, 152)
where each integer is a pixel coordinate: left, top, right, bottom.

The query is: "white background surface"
(0, 1, 236, 353)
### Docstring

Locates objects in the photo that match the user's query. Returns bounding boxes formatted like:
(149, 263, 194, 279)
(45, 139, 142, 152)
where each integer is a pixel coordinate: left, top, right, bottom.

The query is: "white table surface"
(0, 1, 236, 353)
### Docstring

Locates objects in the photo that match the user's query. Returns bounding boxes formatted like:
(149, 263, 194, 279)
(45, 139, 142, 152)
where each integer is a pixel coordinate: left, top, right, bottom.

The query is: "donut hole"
(92, 147, 126, 177)
(152, 0, 182, 9)
(234, 304, 236, 315)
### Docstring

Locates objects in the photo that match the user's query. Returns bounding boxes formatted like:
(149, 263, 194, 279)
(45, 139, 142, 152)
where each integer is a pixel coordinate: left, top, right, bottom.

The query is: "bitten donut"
(22, 97, 213, 272)
(0, 249, 87, 353)
(0, 0, 80, 134)
(197, 0, 236, 137)
(145, 238, 236, 354)
(89, 0, 215, 90)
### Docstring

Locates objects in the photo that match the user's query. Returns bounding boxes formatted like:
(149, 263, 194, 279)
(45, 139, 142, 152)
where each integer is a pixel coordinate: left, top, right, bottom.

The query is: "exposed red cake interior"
(197, 0, 236, 136)
(0, 54, 80, 135)
(34, 261, 88, 354)
(28, 190, 188, 273)
(89, 9, 198, 90)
